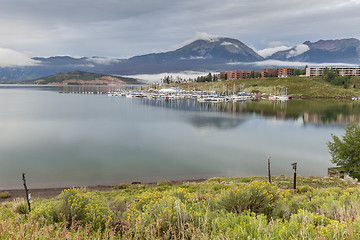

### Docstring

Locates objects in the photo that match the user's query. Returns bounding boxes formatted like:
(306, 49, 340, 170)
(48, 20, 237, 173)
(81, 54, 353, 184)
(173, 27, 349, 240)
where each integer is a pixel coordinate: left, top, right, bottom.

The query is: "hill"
(172, 75, 360, 99)
(22, 71, 141, 85)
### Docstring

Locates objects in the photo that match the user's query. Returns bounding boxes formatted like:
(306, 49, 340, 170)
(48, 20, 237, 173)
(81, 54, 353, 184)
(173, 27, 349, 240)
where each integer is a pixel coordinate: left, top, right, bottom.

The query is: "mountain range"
(268, 38, 360, 63)
(1, 37, 360, 82)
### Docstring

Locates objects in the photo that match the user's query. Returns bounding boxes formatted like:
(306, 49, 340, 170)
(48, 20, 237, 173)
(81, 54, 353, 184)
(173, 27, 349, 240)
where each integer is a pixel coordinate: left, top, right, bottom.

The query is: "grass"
(165, 76, 360, 99)
(1, 176, 360, 239)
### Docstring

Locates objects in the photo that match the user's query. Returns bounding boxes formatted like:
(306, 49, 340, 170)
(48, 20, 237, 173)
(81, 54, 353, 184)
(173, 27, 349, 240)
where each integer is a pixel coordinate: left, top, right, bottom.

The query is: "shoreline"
(0, 178, 207, 203)
(1, 81, 359, 100)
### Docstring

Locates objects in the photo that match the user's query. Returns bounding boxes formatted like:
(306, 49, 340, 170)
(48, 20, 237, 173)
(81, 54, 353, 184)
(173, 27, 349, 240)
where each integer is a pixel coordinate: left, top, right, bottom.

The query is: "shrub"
(155, 186, 172, 192)
(14, 202, 29, 215)
(0, 191, 10, 199)
(272, 198, 291, 220)
(32, 188, 112, 230)
(238, 176, 256, 183)
(297, 185, 315, 194)
(350, 172, 360, 181)
(207, 177, 225, 183)
(157, 180, 173, 186)
(58, 188, 112, 229)
(218, 181, 279, 217)
(113, 196, 128, 213)
(115, 184, 130, 189)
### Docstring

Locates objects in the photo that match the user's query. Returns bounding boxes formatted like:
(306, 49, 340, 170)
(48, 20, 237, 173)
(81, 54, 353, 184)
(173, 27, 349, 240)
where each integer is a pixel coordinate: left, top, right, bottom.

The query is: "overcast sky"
(0, 0, 359, 61)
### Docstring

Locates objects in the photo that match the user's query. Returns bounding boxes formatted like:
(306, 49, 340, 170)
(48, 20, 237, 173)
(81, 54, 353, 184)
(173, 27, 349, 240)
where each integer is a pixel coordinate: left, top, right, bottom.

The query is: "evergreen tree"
(327, 122, 360, 172)
(250, 71, 255, 79)
(324, 68, 337, 82)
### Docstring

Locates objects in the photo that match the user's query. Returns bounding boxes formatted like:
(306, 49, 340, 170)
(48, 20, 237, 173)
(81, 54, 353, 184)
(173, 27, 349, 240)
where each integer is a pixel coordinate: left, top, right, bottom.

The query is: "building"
(260, 68, 278, 78)
(217, 68, 295, 80)
(226, 70, 251, 79)
(217, 72, 227, 80)
(278, 68, 295, 78)
(306, 67, 360, 77)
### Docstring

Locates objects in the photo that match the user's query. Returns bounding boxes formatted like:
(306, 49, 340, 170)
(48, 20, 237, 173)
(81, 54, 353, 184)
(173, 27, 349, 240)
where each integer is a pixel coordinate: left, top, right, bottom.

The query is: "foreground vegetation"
(1, 176, 360, 239)
(163, 76, 360, 99)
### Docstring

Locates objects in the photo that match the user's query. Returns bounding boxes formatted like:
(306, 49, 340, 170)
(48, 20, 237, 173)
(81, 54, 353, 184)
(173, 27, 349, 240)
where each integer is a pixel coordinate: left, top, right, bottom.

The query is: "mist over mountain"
(267, 38, 360, 63)
(0, 37, 359, 82)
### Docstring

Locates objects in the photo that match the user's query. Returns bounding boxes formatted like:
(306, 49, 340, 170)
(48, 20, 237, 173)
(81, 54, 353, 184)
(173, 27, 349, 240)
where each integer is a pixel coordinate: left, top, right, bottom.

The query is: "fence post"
(268, 156, 271, 184)
(291, 163, 297, 189)
(22, 173, 31, 213)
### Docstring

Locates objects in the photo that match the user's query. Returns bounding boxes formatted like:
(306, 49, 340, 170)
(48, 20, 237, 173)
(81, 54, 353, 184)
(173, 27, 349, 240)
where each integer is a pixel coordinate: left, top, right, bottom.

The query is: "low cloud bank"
(257, 46, 292, 58)
(0, 48, 39, 67)
(86, 57, 121, 65)
(125, 71, 216, 83)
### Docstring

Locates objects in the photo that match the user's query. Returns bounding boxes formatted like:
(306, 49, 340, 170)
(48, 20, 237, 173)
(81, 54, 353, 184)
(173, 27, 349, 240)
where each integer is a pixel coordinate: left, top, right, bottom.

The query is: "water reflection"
(189, 115, 247, 130)
(140, 98, 360, 126)
(23, 85, 360, 126)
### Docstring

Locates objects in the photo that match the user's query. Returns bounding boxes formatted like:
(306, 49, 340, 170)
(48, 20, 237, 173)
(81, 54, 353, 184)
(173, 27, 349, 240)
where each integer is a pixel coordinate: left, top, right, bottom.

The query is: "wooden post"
(268, 156, 271, 184)
(291, 163, 297, 190)
(22, 173, 31, 213)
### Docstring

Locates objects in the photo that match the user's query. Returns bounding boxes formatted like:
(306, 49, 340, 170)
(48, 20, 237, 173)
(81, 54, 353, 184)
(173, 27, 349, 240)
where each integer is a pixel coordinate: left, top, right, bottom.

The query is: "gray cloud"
(0, 0, 358, 58)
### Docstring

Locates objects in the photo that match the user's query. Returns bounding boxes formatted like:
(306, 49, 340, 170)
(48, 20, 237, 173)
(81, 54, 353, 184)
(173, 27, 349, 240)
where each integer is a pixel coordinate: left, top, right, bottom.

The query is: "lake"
(0, 85, 357, 190)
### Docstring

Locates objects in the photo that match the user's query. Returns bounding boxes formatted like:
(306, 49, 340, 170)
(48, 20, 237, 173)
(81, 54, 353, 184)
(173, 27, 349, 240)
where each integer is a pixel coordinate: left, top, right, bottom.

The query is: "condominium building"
(217, 72, 227, 80)
(278, 68, 295, 78)
(226, 70, 251, 79)
(306, 67, 360, 77)
(260, 68, 278, 78)
(217, 68, 295, 80)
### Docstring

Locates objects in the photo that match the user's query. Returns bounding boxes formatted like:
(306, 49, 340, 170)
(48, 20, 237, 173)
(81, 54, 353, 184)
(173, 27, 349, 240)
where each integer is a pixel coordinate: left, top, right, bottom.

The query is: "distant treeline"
(323, 67, 354, 88)
(161, 68, 306, 84)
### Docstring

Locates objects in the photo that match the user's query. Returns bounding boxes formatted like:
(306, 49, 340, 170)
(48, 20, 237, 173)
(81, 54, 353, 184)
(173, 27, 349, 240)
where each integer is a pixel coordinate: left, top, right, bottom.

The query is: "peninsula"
(21, 70, 142, 86)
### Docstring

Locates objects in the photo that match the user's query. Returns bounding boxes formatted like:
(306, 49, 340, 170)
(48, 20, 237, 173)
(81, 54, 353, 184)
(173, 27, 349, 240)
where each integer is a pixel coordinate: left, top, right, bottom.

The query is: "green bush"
(155, 186, 172, 192)
(157, 180, 173, 186)
(206, 177, 225, 183)
(297, 185, 315, 194)
(113, 196, 128, 213)
(218, 181, 279, 217)
(14, 202, 29, 215)
(350, 172, 360, 181)
(0, 191, 10, 199)
(272, 198, 291, 220)
(115, 184, 130, 190)
(239, 176, 256, 183)
(32, 188, 112, 230)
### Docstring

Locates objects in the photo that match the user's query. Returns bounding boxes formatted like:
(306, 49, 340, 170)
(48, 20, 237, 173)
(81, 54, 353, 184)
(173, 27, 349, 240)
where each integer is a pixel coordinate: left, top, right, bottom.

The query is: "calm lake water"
(0, 85, 358, 190)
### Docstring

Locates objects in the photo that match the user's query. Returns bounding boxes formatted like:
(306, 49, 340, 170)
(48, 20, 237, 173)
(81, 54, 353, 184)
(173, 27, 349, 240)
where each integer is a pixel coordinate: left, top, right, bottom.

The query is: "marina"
(58, 85, 291, 102)
(105, 87, 288, 102)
